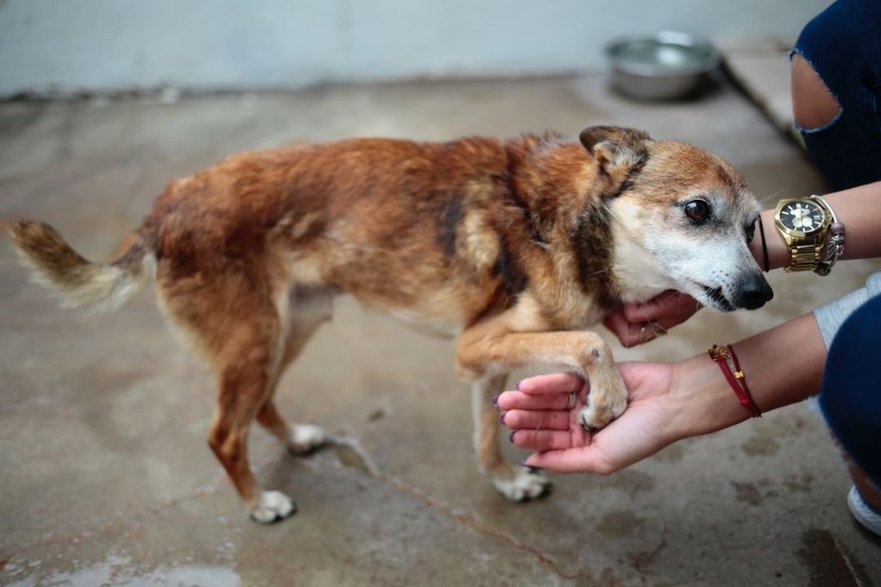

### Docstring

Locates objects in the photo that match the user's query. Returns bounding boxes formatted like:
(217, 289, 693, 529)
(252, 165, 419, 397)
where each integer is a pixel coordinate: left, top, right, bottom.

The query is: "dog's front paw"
(492, 465, 552, 502)
(288, 424, 328, 457)
(250, 490, 297, 524)
(579, 373, 628, 431)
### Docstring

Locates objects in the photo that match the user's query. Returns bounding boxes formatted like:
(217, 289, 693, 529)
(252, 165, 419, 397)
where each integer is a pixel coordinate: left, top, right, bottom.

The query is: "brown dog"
(9, 126, 772, 523)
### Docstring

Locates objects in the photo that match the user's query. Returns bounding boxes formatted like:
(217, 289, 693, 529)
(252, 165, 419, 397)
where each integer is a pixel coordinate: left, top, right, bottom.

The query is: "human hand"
(603, 290, 702, 347)
(498, 363, 677, 473)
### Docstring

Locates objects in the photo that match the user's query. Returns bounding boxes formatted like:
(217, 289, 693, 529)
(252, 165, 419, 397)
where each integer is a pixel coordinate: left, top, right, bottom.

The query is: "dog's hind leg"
(207, 315, 297, 523)
(256, 290, 333, 457)
(472, 374, 552, 501)
(159, 273, 300, 523)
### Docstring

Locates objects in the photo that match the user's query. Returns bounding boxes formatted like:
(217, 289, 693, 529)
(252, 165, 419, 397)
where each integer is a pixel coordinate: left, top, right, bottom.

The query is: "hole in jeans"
(791, 51, 843, 132)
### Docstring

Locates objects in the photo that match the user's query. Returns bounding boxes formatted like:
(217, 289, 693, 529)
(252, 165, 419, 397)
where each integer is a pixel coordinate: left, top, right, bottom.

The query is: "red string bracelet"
(708, 344, 762, 418)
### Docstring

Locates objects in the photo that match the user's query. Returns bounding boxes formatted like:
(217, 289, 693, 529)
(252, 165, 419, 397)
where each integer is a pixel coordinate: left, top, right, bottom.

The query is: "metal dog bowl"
(606, 31, 720, 100)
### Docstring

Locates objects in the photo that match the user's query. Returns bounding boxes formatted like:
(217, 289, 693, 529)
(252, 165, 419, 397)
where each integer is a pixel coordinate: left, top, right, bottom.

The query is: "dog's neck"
(504, 135, 628, 319)
(605, 197, 679, 304)
(609, 236, 675, 303)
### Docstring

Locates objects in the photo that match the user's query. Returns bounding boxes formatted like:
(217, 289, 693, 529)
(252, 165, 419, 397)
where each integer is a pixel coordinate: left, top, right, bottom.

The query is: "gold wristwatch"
(773, 196, 833, 272)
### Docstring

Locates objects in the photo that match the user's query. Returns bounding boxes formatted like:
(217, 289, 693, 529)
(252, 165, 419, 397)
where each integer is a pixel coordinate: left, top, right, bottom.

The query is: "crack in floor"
(316, 437, 589, 582)
(381, 475, 589, 582)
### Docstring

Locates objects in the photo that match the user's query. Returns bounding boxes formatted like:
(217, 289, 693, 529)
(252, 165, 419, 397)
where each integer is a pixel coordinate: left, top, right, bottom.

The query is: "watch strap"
(788, 241, 824, 272)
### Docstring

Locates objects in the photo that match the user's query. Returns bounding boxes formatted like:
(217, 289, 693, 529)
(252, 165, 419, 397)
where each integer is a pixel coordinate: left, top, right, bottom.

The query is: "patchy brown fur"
(8, 126, 756, 519)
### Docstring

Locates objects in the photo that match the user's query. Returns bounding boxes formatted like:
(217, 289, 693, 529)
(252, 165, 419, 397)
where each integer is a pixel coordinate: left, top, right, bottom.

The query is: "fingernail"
(492, 394, 499, 407)
(516, 380, 523, 391)
(499, 411, 506, 425)
(508, 430, 516, 443)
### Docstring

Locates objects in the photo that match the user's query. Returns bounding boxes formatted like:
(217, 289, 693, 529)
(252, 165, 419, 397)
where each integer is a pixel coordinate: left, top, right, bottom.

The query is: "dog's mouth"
(701, 285, 735, 312)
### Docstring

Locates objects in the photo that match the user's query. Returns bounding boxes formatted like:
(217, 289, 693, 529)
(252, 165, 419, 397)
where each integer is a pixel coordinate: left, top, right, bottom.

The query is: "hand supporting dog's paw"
(491, 464, 552, 502)
(250, 490, 297, 524)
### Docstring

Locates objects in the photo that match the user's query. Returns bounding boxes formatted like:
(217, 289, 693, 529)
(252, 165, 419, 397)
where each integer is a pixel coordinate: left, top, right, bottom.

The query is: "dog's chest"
(537, 284, 609, 331)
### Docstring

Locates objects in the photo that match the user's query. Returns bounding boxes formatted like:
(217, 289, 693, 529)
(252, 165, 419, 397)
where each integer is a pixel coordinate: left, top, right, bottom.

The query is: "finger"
(621, 290, 677, 322)
(497, 390, 580, 411)
(509, 429, 579, 452)
(623, 290, 701, 324)
(515, 372, 585, 395)
(502, 409, 571, 431)
(523, 448, 619, 474)
(603, 311, 644, 348)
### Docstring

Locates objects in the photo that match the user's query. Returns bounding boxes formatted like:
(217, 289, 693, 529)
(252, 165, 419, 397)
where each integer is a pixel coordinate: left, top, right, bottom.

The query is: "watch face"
(778, 200, 825, 233)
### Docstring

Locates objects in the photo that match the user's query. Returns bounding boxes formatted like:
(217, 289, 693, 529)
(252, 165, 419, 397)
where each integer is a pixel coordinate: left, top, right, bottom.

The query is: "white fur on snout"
(251, 490, 295, 523)
(667, 232, 759, 310)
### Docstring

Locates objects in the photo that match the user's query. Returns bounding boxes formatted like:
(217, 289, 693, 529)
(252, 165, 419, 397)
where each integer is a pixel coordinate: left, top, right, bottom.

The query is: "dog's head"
(579, 125, 772, 312)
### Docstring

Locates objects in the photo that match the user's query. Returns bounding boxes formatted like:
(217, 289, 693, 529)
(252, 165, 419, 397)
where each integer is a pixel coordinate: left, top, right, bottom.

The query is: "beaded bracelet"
(707, 344, 762, 418)
(810, 195, 846, 276)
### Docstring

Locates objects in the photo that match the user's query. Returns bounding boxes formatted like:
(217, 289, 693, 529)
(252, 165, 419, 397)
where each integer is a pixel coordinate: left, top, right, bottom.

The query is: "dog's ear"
(579, 126, 650, 175)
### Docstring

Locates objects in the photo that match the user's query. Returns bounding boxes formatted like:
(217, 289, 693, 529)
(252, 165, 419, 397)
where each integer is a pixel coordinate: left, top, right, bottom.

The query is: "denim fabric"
(793, 0, 881, 190)
(819, 294, 881, 485)
(813, 273, 881, 347)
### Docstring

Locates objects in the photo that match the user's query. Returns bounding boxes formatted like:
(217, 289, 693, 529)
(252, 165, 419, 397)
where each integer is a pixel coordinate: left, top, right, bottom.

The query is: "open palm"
(498, 362, 678, 473)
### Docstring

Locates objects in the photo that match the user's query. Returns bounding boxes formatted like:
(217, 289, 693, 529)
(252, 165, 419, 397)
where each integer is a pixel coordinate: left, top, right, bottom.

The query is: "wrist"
(667, 314, 826, 442)
(666, 353, 748, 442)
(749, 209, 789, 271)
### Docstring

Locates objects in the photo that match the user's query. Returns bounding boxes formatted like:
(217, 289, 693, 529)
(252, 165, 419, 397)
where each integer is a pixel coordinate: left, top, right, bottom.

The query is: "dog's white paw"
(250, 490, 297, 524)
(492, 466, 552, 502)
(288, 424, 328, 456)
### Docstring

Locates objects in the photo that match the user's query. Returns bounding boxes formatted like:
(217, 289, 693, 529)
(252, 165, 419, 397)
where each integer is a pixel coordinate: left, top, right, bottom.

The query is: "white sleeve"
(812, 272, 881, 347)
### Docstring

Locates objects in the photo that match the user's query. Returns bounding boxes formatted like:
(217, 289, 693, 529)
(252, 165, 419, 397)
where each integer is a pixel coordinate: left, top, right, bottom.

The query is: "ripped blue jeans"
(819, 295, 881, 487)
(792, 0, 881, 190)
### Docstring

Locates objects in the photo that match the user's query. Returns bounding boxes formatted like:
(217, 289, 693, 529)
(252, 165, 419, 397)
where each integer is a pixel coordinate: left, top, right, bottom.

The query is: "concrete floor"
(1, 75, 880, 586)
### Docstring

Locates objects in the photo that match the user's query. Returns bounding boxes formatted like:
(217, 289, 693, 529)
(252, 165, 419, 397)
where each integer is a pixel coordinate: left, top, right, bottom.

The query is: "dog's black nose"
(733, 273, 774, 310)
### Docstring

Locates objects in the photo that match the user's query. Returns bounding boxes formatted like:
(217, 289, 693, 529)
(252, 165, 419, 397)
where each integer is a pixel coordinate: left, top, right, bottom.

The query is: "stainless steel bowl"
(606, 31, 720, 100)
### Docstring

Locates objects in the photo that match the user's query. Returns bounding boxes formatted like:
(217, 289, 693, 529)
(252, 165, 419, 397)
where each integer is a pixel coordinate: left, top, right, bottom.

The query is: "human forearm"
(750, 181, 881, 269)
(501, 313, 828, 474)
(668, 312, 827, 440)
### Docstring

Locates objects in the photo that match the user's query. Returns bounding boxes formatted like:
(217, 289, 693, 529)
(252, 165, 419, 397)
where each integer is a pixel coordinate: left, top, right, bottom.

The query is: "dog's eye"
(684, 200, 711, 223)
(745, 219, 756, 242)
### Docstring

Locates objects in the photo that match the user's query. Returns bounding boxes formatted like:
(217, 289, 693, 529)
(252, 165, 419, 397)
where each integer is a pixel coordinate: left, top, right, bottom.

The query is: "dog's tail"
(7, 219, 154, 312)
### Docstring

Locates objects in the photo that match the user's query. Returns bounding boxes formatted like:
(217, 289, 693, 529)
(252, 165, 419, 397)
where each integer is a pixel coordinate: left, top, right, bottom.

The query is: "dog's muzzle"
(732, 273, 774, 310)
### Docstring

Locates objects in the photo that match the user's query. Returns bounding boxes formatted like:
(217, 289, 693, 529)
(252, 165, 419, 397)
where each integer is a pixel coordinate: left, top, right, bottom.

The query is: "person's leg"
(819, 294, 881, 534)
(791, 0, 881, 190)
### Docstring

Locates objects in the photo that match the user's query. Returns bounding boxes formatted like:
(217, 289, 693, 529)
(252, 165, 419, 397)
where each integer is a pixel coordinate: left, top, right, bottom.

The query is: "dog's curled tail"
(7, 219, 154, 312)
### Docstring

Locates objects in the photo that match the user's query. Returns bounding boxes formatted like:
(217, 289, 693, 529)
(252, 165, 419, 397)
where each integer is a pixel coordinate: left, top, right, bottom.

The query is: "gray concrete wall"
(0, 0, 829, 97)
